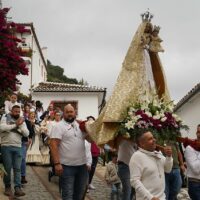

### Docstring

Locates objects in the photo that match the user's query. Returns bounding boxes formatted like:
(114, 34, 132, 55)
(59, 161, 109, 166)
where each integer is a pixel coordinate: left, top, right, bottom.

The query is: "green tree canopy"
(47, 60, 79, 84)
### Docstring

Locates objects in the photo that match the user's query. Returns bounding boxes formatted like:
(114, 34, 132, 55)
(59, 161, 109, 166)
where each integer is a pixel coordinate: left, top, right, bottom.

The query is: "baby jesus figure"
(149, 25, 164, 53)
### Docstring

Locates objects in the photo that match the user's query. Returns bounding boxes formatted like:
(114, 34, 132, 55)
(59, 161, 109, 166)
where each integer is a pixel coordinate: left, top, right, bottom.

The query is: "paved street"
(0, 164, 191, 200)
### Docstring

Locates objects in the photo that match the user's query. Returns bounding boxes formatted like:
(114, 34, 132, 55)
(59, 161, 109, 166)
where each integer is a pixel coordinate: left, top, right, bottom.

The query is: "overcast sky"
(4, 0, 200, 102)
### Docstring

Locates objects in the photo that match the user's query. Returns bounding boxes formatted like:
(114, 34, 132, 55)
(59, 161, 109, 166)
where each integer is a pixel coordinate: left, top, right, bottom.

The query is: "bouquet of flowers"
(118, 94, 189, 142)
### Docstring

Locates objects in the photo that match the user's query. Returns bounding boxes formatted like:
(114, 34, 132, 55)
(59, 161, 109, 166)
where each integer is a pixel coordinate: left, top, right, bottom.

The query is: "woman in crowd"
(26, 112, 43, 164)
(39, 112, 55, 165)
(23, 104, 30, 120)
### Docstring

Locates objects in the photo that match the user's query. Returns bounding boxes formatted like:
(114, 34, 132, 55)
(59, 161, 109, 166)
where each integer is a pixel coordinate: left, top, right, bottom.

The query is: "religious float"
(85, 11, 200, 151)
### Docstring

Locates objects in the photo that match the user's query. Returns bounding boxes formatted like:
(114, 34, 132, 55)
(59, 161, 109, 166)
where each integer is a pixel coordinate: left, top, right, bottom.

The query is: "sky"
(3, 0, 200, 102)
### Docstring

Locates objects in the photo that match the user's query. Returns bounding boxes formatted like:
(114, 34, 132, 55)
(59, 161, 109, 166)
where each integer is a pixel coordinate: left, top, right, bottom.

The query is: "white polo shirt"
(51, 119, 86, 166)
(184, 145, 200, 180)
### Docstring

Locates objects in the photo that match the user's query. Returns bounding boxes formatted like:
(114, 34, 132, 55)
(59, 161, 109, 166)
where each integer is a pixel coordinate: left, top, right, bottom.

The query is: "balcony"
(19, 45, 32, 58)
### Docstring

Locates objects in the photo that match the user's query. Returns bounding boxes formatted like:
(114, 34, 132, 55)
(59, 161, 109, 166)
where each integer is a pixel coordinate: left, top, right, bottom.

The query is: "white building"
(31, 82, 106, 120)
(175, 83, 200, 139)
(16, 23, 47, 95)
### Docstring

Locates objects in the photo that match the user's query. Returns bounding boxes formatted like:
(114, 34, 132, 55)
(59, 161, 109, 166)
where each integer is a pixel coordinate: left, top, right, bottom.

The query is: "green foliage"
(78, 78, 88, 86)
(46, 60, 79, 84)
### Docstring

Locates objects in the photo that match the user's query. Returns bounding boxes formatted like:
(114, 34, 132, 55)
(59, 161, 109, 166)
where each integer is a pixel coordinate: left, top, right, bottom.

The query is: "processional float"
(86, 11, 199, 151)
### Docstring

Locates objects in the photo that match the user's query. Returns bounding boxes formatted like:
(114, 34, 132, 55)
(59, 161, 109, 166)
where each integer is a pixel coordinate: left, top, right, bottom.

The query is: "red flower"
(77, 120, 87, 132)
(0, 7, 28, 92)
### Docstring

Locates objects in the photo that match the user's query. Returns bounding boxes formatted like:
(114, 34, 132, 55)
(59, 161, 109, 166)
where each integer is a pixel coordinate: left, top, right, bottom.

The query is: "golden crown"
(141, 10, 153, 22)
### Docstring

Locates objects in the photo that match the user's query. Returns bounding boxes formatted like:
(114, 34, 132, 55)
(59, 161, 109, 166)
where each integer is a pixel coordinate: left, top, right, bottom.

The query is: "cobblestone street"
(19, 167, 54, 200)
(0, 164, 191, 200)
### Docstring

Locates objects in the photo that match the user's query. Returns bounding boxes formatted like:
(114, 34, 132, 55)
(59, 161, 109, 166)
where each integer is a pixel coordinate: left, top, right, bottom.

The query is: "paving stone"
(18, 166, 54, 200)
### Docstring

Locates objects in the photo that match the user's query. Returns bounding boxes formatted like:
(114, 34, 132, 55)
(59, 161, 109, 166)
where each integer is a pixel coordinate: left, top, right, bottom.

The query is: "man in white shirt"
(184, 124, 200, 200)
(129, 130, 173, 200)
(50, 104, 88, 200)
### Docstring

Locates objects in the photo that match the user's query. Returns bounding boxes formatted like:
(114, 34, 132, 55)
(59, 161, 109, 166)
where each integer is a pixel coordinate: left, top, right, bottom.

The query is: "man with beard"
(0, 105, 29, 197)
(50, 104, 88, 200)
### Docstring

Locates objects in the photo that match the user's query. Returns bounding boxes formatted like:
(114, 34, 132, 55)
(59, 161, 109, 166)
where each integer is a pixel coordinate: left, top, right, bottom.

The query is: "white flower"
(172, 113, 181, 122)
(161, 117, 167, 122)
(125, 120, 134, 130)
(145, 111, 152, 117)
(166, 102, 175, 112)
(128, 111, 134, 117)
(153, 99, 159, 107)
(172, 114, 181, 122)
(141, 104, 148, 110)
(155, 111, 160, 115)
(160, 112, 165, 118)
(172, 114, 178, 118)
(129, 107, 136, 112)
(153, 115, 160, 120)
(136, 115, 142, 120)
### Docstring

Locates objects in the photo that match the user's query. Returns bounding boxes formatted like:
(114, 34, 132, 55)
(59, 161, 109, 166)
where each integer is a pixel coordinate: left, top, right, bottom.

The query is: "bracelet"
(54, 162, 60, 166)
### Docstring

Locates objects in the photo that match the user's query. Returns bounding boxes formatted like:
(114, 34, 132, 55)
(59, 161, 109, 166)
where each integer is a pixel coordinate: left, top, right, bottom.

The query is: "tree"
(0, 8, 29, 92)
(78, 78, 88, 86)
(47, 60, 79, 84)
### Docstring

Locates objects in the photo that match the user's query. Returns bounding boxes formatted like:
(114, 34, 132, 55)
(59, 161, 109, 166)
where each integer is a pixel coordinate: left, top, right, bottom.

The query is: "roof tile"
(31, 82, 106, 92)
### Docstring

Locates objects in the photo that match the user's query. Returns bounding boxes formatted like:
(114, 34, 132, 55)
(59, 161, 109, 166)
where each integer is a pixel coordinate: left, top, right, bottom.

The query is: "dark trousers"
(118, 162, 135, 200)
(60, 164, 88, 200)
(89, 156, 98, 184)
(165, 168, 182, 200)
(188, 180, 200, 200)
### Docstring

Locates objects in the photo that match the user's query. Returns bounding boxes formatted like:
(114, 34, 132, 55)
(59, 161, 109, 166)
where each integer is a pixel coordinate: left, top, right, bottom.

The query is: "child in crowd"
(105, 153, 121, 200)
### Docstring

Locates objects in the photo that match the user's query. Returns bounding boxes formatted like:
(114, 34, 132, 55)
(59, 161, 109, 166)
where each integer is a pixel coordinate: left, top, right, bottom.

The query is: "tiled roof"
(174, 83, 200, 111)
(31, 82, 107, 92)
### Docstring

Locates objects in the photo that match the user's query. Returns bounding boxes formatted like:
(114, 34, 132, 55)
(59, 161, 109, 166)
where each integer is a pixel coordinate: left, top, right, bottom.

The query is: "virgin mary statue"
(87, 11, 170, 146)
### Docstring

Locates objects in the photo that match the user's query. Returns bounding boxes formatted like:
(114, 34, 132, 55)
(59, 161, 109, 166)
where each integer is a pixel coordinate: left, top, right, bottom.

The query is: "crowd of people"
(0, 93, 101, 199)
(0, 93, 200, 200)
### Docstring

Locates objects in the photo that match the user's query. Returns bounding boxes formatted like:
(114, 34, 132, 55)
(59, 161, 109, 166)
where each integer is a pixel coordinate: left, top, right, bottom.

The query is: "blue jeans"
(118, 162, 135, 200)
(188, 180, 200, 200)
(21, 142, 28, 176)
(111, 183, 121, 200)
(165, 168, 182, 200)
(1, 146, 22, 188)
(61, 164, 88, 200)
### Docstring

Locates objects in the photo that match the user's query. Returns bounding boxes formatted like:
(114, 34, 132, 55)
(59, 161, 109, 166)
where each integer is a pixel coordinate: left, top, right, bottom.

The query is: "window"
(51, 101, 78, 115)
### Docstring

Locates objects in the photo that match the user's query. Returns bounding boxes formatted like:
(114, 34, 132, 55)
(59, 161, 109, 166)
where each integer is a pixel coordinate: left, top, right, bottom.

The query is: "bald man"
(50, 104, 88, 200)
(129, 131, 173, 200)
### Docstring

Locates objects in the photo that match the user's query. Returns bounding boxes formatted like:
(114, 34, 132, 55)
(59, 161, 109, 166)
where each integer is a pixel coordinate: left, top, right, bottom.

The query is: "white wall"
(32, 92, 99, 120)
(31, 37, 47, 86)
(16, 26, 47, 95)
(176, 93, 200, 139)
(17, 62, 31, 94)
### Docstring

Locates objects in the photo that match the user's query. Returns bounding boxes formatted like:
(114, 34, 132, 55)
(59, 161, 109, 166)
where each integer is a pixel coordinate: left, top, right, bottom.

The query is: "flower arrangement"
(118, 94, 189, 142)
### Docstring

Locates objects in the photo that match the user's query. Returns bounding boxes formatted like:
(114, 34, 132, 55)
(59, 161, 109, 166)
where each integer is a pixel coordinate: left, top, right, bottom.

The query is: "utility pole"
(0, 0, 2, 9)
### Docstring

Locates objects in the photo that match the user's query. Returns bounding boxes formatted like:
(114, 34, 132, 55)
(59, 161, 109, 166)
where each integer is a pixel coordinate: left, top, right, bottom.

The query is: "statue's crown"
(153, 25, 160, 32)
(141, 10, 153, 22)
